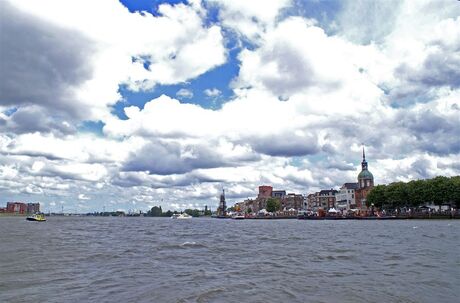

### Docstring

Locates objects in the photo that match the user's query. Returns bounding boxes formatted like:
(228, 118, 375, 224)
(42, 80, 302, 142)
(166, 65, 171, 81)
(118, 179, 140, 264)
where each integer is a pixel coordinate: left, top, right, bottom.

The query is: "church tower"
(217, 189, 227, 217)
(358, 147, 374, 189)
(355, 147, 374, 209)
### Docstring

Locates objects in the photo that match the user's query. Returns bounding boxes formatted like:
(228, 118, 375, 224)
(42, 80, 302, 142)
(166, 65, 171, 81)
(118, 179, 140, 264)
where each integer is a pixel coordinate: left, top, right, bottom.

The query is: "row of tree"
(145, 206, 212, 217)
(366, 176, 460, 209)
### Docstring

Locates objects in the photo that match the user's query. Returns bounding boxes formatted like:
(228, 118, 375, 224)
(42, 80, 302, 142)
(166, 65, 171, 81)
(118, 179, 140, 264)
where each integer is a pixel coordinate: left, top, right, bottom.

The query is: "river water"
(0, 217, 458, 303)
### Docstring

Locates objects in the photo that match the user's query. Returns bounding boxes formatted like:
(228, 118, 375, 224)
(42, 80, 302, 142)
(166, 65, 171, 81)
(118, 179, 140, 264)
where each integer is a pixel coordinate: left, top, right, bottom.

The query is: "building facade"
(27, 203, 40, 214)
(6, 202, 27, 214)
(233, 186, 305, 214)
(306, 190, 338, 210)
(335, 183, 358, 211)
(4, 202, 40, 214)
(281, 193, 304, 210)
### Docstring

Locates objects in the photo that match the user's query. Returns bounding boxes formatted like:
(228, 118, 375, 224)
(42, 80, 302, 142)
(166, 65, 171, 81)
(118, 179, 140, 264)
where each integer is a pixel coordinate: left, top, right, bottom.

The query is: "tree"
(429, 176, 450, 210)
(247, 207, 252, 214)
(385, 182, 408, 209)
(184, 209, 200, 217)
(266, 198, 281, 213)
(451, 176, 460, 208)
(367, 185, 386, 208)
(148, 206, 163, 217)
(407, 179, 428, 207)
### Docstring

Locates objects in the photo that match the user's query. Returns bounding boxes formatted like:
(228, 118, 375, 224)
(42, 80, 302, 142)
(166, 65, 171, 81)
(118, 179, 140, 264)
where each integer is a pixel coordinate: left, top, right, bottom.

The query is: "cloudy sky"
(1, 0, 459, 213)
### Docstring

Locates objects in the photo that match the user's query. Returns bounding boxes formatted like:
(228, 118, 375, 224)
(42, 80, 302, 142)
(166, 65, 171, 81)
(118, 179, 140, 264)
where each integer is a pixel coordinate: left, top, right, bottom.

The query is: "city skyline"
(1, 0, 459, 212)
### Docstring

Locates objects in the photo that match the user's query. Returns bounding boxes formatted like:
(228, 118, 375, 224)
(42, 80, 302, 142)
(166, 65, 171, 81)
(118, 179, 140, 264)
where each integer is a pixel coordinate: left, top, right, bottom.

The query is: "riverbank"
(0, 213, 27, 217)
(297, 213, 459, 220)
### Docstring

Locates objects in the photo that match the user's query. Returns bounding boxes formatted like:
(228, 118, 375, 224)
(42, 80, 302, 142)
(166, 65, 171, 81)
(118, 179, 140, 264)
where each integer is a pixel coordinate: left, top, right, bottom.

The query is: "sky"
(1, 0, 460, 213)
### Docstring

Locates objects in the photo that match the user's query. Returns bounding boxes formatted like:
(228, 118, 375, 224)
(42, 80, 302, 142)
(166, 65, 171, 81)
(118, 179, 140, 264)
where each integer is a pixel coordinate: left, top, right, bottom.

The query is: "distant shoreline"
(1, 214, 459, 220)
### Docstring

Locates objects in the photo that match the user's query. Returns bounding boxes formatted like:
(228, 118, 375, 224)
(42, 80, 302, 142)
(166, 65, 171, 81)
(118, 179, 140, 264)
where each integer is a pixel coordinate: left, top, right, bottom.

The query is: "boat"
(171, 213, 192, 220)
(232, 213, 245, 220)
(26, 213, 46, 222)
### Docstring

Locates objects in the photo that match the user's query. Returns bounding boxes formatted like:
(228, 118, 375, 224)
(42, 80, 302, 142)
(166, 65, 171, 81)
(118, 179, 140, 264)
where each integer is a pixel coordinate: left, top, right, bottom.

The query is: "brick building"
(281, 193, 304, 210)
(5, 202, 40, 214)
(306, 190, 338, 210)
(6, 202, 28, 214)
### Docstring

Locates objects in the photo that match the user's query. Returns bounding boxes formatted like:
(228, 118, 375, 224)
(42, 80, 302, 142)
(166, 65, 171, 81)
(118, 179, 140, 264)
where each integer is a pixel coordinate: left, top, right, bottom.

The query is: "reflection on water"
(0, 217, 458, 303)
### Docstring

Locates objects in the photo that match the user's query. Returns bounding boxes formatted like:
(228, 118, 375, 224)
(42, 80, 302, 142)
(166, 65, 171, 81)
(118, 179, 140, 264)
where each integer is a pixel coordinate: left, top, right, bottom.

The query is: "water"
(0, 217, 458, 303)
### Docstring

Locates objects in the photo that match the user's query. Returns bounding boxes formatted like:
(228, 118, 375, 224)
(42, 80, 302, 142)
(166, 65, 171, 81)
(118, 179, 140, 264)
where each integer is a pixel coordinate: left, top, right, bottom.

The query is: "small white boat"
(171, 213, 192, 220)
(232, 213, 245, 220)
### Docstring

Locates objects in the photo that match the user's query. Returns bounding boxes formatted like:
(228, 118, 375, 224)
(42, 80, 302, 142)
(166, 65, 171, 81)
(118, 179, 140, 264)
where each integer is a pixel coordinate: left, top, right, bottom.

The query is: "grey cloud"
(111, 172, 149, 188)
(0, 1, 94, 120)
(396, 109, 452, 134)
(395, 51, 460, 91)
(0, 105, 76, 135)
(4, 150, 65, 161)
(2, 140, 66, 161)
(410, 158, 432, 179)
(246, 133, 319, 157)
(112, 171, 225, 189)
(416, 50, 460, 88)
(325, 160, 356, 171)
(438, 161, 460, 171)
(258, 42, 341, 97)
(123, 141, 229, 175)
(337, 0, 402, 44)
(394, 109, 460, 155)
(390, 41, 460, 107)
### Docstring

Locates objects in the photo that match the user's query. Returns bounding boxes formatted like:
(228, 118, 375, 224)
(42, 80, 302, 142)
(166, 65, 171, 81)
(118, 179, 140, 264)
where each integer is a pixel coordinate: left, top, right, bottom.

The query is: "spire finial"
(362, 146, 366, 161)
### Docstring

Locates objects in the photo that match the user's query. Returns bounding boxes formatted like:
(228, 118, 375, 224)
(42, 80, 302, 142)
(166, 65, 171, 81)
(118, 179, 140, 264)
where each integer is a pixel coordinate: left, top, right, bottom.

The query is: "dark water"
(0, 217, 458, 303)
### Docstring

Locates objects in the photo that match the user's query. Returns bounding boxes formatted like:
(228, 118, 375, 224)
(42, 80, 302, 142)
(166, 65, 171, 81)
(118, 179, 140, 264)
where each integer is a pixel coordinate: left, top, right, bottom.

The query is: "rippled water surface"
(1, 217, 459, 303)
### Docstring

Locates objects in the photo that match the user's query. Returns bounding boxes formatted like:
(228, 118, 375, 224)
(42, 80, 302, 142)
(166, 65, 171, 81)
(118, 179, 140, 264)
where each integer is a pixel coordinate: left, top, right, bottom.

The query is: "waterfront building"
(244, 199, 257, 213)
(318, 189, 338, 209)
(27, 203, 40, 213)
(233, 186, 305, 214)
(305, 190, 337, 210)
(335, 183, 358, 211)
(355, 148, 374, 209)
(6, 202, 28, 214)
(306, 193, 315, 210)
(272, 190, 286, 199)
(258, 186, 273, 198)
(281, 193, 304, 210)
(250, 185, 272, 212)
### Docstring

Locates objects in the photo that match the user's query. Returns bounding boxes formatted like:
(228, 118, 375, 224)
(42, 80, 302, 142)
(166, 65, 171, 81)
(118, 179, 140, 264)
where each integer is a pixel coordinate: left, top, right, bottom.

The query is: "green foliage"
(184, 209, 201, 217)
(406, 179, 428, 207)
(366, 185, 386, 208)
(247, 207, 252, 214)
(368, 176, 460, 209)
(266, 198, 281, 212)
(147, 206, 163, 217)
(385, 182, 408, 208)
(452, 176, 460, 208)
(430, 176, 450, 207)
